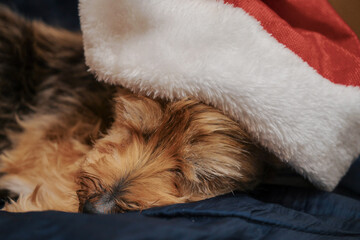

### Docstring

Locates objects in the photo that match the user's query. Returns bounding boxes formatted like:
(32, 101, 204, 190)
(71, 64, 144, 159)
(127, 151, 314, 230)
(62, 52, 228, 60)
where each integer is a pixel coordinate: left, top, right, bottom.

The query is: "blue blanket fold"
(1, 184, 360, 240)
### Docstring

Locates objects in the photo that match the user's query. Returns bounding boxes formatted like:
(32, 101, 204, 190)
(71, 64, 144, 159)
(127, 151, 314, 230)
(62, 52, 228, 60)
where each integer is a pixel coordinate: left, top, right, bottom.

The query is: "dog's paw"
(0, 189, 19, 209)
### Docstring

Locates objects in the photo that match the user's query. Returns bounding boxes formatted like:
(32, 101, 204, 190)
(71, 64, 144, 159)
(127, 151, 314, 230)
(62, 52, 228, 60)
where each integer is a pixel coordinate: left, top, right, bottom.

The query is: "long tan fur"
(0, 7, 272, 213)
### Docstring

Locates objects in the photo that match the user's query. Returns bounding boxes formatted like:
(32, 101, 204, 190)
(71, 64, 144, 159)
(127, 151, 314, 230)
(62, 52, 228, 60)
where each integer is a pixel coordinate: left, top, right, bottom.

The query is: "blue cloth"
(1, 184, 360, 240)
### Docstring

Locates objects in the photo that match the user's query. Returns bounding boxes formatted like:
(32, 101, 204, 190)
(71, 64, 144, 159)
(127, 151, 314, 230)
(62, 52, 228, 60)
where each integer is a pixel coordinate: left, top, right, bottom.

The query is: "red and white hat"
(79, 0, 360, 191)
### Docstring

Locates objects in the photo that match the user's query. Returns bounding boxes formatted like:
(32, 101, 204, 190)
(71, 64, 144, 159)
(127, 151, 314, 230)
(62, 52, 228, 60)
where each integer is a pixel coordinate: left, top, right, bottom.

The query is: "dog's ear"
(157, 100, 266, 201)
(174, 142, 265, 201)
(170, 102, 264, 200)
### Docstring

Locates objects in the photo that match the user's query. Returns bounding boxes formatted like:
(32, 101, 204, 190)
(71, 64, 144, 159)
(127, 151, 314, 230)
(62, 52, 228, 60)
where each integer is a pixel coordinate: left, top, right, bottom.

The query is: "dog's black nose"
(81, 196, 117, 214)
(82, 200, 99, 214)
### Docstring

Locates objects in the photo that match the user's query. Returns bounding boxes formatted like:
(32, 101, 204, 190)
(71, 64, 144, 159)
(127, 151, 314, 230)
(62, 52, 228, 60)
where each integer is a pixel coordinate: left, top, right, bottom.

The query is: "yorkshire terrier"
(0, 6, 277, 214)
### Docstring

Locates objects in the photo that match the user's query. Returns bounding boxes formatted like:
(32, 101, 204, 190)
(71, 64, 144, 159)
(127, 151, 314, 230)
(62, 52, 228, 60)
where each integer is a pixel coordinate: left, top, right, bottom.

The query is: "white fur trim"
(79, 0, 360, 191)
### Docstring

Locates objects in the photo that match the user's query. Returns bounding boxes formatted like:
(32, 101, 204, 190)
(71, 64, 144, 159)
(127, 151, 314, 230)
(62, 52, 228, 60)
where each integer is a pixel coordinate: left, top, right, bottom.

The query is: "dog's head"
(77, 89, 264, 214)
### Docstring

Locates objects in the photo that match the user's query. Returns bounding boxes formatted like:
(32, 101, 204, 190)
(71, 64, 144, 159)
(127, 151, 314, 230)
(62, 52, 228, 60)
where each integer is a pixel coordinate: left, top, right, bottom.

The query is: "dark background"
(0, 0, 80, 30)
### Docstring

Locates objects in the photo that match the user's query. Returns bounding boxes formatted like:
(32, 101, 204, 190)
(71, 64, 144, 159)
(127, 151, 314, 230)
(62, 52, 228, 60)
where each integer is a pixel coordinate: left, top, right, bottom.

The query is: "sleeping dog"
(0, 6, 279, 213)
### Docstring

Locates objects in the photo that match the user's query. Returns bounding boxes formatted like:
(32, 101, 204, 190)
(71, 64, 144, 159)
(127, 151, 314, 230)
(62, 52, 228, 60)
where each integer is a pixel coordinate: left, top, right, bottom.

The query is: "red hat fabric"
(228, 0, 360, 86)
(79, 0, 360, 191)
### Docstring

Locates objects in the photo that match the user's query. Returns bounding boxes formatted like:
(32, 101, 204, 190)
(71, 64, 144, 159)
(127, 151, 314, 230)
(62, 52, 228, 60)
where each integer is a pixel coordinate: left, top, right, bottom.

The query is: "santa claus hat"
(79, 0, 360, 191)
